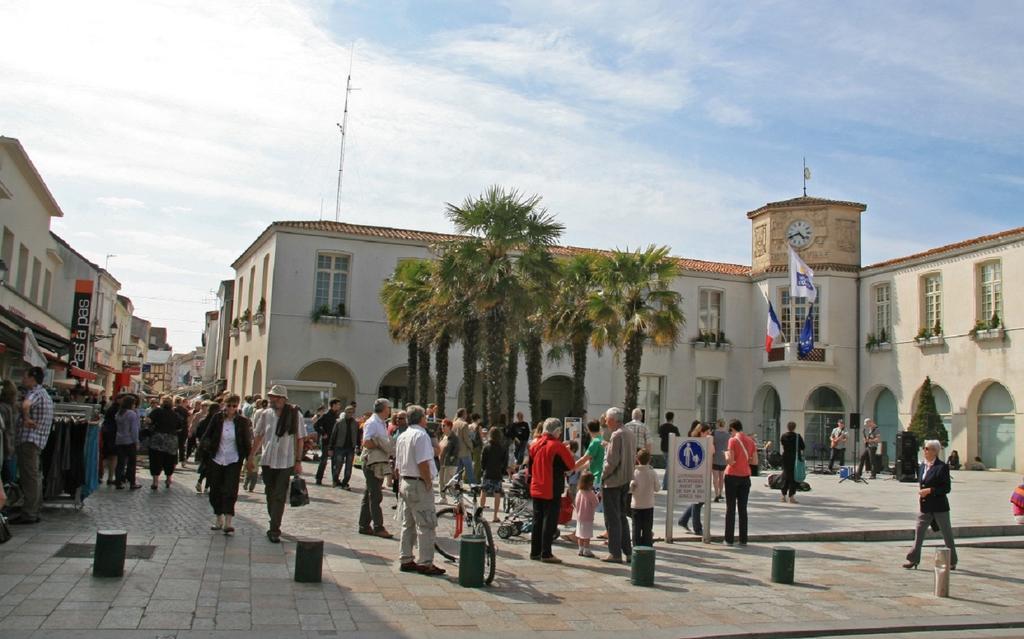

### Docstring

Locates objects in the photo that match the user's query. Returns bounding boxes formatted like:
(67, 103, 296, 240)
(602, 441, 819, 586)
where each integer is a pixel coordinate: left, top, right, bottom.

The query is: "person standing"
(146, 395, 181, 490)
(11, 367, 53, 524)
(724, 419, 757, 546)
(779, 421, 805, 503)
(469, 413, 484, 483)
(624, 407, 651, 454)
(528, 418, 579, 563)
(358, 398, 394, 538)
(395, 404, 444, 575)
(480, 426, 508, 522)
(436, 419, 458, 505)
(329, 403, 360, 488)
(173, 397, 190, 468)
(248, 385, 303, 543)
(711, 419, 729, 502)
(1, 380, 18, 485)
(201, 394, 252, 535)
(630, 449, 658, 547)
(193, 400, 221, 493)
(313, 399, 341, 485)
(828, 419, 848, 473)
(904, 440, 958, 569)
(451, 408, 476, 483)
(99, 400, 119, 485)
(657, 412, 680, 490)
(857, 418, 881, 480)
(114, 395, 142, 491)
(508, 411, 530, 465)
(601, 407, 636, 563)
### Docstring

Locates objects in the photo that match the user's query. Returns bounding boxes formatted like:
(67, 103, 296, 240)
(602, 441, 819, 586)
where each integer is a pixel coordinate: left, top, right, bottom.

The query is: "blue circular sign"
(677, 440, 705, 470)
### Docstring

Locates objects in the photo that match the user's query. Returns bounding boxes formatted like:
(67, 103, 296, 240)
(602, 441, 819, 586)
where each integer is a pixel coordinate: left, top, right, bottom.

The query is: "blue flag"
(798, 304, 815, 358)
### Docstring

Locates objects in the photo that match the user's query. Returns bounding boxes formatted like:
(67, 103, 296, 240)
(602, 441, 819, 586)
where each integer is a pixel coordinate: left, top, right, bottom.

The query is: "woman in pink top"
(724, 419, 757, 546)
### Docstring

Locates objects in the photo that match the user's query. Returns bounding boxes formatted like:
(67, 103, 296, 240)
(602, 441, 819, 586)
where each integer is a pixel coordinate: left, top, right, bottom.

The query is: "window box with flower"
(230, 318, 240, 338)
(969, 313, 1005, 343)
(865, 328, 892, 353)
(311, 302, 348, 325)
(254, 299, 267, 328)
(914, 322, 944, 348)
(692, 330, 731, 351)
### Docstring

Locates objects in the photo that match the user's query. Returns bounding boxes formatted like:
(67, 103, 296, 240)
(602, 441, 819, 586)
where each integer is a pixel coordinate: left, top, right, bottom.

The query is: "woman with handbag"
(723, 419, 757, 546)
(200, 394, 252, 536)
(779, 421, 806, 504)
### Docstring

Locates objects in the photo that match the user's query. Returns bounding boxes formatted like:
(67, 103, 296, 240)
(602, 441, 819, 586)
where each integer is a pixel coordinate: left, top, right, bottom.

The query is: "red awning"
(69, 366, 98, 381)
(94, 362, 119, 374)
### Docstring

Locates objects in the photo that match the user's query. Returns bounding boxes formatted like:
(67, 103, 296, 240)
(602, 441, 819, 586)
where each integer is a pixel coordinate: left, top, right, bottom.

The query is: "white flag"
(789, 245, 817, 303)
(23, 327, 47, 368)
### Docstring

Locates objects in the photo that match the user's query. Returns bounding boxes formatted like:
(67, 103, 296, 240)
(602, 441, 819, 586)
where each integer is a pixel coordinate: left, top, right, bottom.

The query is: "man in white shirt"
(248, 384, 304, 543)
(395, 404, 443, 575)
(828, 419, 848, 473)
(624, 407, 651, 454)
(358, 398, 394, 538)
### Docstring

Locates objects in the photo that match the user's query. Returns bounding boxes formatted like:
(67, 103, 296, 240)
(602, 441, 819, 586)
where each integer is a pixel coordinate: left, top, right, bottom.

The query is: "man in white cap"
(248, 384, 304, 543)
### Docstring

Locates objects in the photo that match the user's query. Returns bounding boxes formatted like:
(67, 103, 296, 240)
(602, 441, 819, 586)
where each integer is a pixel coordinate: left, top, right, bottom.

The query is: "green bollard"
(93, 529, 127, 578)
(458, 535, 485, 587)
(631, 546, 655, 587)
(771, 546, 796, 585)
(294, 539, 324, 583)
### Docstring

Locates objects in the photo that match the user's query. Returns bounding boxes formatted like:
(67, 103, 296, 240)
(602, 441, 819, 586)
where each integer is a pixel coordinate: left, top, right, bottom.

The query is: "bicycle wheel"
(475, 519, 497, 585)
(434, 507, 460, 562)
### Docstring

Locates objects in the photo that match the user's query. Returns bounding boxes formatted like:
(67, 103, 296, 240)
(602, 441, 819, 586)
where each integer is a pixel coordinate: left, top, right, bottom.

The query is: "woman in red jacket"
(528, 418, 585, 563)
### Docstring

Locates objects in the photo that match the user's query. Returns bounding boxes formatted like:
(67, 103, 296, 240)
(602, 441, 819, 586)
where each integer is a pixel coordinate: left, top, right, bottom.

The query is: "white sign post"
(665, 435, 713, 544)
(564, 417, 583, 444)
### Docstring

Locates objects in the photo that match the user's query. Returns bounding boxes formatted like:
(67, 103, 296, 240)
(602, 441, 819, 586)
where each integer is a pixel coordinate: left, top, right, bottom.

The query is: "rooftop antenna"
(803, 157, 811, 197)
(335, 44, 360, 222)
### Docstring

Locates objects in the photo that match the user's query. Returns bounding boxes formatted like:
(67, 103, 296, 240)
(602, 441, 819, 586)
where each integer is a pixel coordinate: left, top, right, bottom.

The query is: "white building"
(223, 197, 1023, 472)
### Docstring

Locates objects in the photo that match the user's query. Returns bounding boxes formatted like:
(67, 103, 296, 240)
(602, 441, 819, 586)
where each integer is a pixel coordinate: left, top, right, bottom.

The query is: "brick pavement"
(1, 461, 1023, 638)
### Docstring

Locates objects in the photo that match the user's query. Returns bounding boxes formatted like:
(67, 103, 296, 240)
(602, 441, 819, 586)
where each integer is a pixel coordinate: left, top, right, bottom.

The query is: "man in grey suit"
(601, 407, 636, 563)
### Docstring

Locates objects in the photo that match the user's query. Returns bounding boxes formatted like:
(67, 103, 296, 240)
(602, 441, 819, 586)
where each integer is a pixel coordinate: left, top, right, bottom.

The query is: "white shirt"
(395, 423, 437, 479)
(213, 419, 240, 466)
(255, 406, 299, 469)
(363, 413, 388, 443)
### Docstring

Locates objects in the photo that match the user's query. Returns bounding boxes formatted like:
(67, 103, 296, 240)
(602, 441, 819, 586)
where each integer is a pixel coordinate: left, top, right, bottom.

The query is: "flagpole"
(803, 157, 807, 196)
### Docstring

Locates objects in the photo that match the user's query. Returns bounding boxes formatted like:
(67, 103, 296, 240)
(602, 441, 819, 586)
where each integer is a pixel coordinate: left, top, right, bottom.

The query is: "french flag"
(766, 300, 783, 352)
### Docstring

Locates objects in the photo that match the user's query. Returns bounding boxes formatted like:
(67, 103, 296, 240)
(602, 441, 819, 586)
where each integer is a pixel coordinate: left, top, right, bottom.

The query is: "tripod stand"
(838, 424, 868, 484)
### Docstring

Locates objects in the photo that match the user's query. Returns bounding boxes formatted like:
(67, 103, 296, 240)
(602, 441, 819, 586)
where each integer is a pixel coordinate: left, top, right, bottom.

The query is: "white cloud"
(96, 196, 146, 210)
(704, 97, 755, 128)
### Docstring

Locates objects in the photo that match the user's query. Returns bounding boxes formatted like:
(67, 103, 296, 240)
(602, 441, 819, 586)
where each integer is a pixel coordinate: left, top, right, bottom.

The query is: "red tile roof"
(864, 226, 1024, 270)
(747, 195, 866, 219)
(264, 220, 751, 277)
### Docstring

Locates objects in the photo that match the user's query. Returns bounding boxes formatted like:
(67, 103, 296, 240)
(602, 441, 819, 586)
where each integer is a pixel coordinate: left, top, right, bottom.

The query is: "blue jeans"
(679, 502, 703, 534)
(331, 447, 355, 485)
(456, 456, 476, 484)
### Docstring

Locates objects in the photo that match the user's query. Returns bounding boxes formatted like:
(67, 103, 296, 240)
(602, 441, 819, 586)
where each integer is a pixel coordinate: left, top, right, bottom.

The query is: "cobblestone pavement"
(1, 461, 1022, 638)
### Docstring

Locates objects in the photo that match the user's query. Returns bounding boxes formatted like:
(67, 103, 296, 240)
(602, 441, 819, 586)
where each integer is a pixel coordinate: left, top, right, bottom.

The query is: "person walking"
(358, 398, 394, 538)
(114, 395, 142, 491)
(201, 394, 252, 535)
(904, 440, 958, 569)
(509, 411, 530, 465)
(248, 385, 303, 543)
(146, 395, 181, 490)
(723, 419, 757, 546)
(193, 400, 221, 493)
(243, 399, 268, 492)
(173, 397, 191, 468)
(313, 398, 340, 485)
(329, 402, 360, 489)
(528, 417, 579, 563)
(99, 400, 119, 485)
(630, 449, 658, 547)
(451, 408, 476, 483)
(480, 426, 508, 522)
(469, 413, 484, 483)
(11, 367, 53, 524)
(396, 404, 444, 575)
(436, 419, 458, 504)
(711, 419, 729, 502)
(658, 412, 680, 490)
(779, 421, 805, 503)
(601, 407, 636, 563)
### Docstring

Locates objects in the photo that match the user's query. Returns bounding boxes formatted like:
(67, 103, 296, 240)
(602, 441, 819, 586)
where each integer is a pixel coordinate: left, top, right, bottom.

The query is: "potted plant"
(336, 301, 346, 318)
(915, 322, 943, 347)
(311, 304, 333, 323)
(239, 309, 252, 332)
(254, 298, 267, 327)
(865, 333, 877, 351)
(230, 317, 240, 337)
(969, 312, 1005, 342)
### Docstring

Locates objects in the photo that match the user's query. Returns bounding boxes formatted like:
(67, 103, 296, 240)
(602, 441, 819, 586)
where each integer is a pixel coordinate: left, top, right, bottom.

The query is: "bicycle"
(434, 469, 496, 585)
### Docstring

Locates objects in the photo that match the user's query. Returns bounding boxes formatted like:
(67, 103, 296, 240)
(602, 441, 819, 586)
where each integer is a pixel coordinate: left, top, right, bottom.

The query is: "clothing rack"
(41, 403, 101, 510)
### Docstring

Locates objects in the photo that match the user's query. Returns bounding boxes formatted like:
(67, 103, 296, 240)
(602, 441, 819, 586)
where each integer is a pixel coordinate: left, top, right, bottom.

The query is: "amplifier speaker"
(895, 431, 919, 482)
(849, 413, 861, 431)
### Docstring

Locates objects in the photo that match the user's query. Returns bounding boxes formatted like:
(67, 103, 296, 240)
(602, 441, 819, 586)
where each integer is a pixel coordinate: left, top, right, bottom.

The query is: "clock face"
(787, 219, 813, 248)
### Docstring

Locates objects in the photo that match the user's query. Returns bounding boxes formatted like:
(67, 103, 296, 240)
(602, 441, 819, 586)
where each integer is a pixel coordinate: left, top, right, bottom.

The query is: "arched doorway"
(539, 375, 574, 422)
(456, 377, 485, 417)
(755, 385, 781, 449)
(379, 366, 436, 410)
(805, 387, 845, 464)
(251, 361, 263, 398)
(978, 383, 1015, 470)
(296, 360, 357, 409)
(932, 385, 952, 444)
(874, 388, 899, 469)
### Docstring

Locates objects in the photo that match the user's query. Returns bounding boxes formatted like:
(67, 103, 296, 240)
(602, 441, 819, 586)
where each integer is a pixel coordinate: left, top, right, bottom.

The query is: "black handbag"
(289, 476, 310, 507)
(0, 513, 11, 544)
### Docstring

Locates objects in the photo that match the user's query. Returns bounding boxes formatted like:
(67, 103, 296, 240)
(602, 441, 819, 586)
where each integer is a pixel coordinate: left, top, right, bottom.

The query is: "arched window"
(931, 385, 952, 444)
(978, 383, 1015, 470)
(874, 388, 899, 464)
(804, 387, 845, 460)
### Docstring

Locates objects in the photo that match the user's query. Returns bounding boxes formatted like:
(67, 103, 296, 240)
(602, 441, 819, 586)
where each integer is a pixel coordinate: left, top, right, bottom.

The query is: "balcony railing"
(763, 343, 833, 368)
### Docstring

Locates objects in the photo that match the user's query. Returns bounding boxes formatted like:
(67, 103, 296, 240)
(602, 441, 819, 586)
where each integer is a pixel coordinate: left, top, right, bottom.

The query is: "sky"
(2, 1, 1023, 351)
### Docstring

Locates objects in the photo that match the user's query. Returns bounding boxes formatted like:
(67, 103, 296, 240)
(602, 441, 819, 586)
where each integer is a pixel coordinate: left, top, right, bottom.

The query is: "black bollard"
(93, 530, 127, 578)
(294, 539, 324, 583)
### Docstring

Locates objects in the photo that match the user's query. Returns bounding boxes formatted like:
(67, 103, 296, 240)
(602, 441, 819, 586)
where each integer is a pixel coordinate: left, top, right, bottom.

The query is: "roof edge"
(0, 137, 65, 218)
(863, 225, 1024, 272)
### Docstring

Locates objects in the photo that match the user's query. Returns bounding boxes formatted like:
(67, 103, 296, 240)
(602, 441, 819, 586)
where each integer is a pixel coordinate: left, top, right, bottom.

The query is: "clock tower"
(747, 196, 867, 274)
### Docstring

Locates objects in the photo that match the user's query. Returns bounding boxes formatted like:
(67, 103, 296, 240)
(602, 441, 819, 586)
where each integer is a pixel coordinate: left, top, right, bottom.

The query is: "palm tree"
(547, 253, 600, 418)
(380, 259, 435, 406)
(443, 186, 564, 424)
(589, 245, 684, 413)
(435, 247, 481, 415)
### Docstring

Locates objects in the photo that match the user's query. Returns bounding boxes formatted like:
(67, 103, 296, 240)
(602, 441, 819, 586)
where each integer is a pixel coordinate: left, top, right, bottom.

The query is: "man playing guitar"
(856, 418, 881, 479)
(828, 419, 848, 473)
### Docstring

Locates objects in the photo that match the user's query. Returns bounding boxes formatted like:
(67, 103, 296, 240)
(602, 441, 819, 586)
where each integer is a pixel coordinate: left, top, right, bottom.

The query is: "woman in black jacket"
(904, 439, 958, 569)
(200, 395, 252, 535)
(779, 421, 805, 504)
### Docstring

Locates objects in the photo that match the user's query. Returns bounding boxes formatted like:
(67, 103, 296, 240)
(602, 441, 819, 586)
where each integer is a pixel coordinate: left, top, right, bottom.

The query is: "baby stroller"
(497, 471, 533, 539)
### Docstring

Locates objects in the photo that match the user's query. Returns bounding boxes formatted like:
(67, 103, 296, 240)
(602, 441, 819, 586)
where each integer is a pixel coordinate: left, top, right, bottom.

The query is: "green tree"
(909, 376, 948, 447)
(547, 254, 600, 418)
(589, 246, 684, 413)
(443, 186, 563, 424)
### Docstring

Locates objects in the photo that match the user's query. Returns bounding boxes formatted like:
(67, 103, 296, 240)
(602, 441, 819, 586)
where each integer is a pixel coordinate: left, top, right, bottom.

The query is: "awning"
(52, 377, 101, 394)
(94, 362, 119, 374)
(0, 305, 70, 354)
(69, 366, 98, 381)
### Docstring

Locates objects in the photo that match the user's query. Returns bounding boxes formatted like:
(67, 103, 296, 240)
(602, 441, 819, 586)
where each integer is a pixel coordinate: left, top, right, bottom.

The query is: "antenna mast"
(335, 45, 358, 222)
